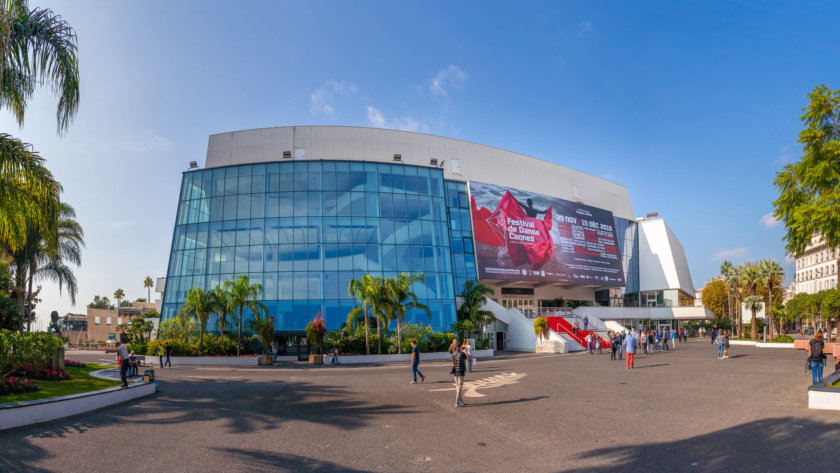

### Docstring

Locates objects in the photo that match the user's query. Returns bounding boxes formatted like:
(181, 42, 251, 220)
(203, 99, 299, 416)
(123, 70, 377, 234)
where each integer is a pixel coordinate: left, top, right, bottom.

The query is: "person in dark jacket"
(809, 331, 827, 385)
(452, 344, 468, 407)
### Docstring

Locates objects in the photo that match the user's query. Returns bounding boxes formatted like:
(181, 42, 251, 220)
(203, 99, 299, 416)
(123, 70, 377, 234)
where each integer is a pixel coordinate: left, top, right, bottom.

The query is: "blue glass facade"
(162, 160, 475, 334)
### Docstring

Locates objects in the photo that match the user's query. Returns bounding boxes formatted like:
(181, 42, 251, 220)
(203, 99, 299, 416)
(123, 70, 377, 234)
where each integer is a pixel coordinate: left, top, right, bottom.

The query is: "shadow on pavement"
(210, 448, 376, 472)
(473, 395, 548, 406)
(558, 417, 840, 472)
(632, 364, 669, 369)
(9, 377, 419, 440)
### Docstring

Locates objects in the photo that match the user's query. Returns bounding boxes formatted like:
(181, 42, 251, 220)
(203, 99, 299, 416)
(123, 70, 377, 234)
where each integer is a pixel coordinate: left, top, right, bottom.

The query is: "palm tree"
(0, 134, 61, 256)
(348, 275, 387, 355)
(248, 310, 274, 355)
(457, 279, 495, 336)
(1, 0, 79, 251)
(1, 1, 80, 132)
(10, 202, 82, 330)
(760, 258, 784, 339)
(179, 287, 213, 352)
(210, 286, 231, 337)
(383, 273, 431, 354)
(741, 264, 763, 339)
(113, 288, 125, 310)
(222, 275, 267, 356)
(743, 295, 764, 337)
(144, 276, 154, 304)
(720, 260, 733, 323)
(724, 264, 745, 337)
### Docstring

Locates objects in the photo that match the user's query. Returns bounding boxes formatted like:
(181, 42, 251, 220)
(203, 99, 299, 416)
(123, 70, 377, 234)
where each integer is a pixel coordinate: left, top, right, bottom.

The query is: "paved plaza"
(2, 340, 839, 472)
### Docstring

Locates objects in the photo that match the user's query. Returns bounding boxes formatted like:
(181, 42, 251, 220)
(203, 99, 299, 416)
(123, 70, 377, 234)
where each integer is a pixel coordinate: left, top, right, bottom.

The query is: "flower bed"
(5, 364, 70, 381)
(0, 377, 39, 396)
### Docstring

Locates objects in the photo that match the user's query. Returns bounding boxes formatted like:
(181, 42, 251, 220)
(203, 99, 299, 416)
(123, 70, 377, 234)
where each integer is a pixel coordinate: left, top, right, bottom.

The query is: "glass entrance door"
(501, 298, 535, 317)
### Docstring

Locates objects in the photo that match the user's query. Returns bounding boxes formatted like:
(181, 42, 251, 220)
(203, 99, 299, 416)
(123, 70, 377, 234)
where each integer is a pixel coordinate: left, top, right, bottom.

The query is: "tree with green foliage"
(210, 286, 231, 337)
(740, 264, 764, 339)
(87, 295, 113, 310)
(143, 276, 154, 304)
(0, 0, 78, 255)
(533, 317, 548, 342)
(724, 264, 745, 336)
(759, 258, 784, 339)
(222, 275, 266, 357)
(179, 287, 213, 352)
(347, 275, 381, 355)
(773, 85, 840, 257)
(113, 288, 125, 311)
(743, 296, 764, 338)
(384, 273, 430, 354)
(457, 279, 495, 332)
(720, 261, 733, 320)
(701, 279, 730, 325)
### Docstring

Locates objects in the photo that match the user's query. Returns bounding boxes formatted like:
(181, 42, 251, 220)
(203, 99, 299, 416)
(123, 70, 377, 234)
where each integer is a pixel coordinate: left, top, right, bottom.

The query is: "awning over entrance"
(573, 306, 714, 321)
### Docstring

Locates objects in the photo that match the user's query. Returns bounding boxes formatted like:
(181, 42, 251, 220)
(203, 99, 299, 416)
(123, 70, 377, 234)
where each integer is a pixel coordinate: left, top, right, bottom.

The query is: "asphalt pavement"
(2, 339, 838, 473)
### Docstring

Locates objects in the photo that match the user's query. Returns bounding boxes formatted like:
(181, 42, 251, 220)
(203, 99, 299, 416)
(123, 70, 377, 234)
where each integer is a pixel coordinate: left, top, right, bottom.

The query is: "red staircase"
(544, 317, 610, 349)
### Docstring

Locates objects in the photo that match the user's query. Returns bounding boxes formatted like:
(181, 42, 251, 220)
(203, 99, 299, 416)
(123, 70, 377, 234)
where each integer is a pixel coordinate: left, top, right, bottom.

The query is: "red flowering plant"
(64, 359, 85, 367)
(305, 311, 327, 352)
(0, 377, 39, 396)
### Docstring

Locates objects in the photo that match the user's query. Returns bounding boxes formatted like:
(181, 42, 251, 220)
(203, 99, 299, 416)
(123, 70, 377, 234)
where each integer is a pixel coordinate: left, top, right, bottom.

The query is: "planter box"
(808, 370, 840, 411)
(0, 382, 155, 430)
(335, 349, 494, 365)
(309, 354, 323, 364)
(258, 355, 274, 366)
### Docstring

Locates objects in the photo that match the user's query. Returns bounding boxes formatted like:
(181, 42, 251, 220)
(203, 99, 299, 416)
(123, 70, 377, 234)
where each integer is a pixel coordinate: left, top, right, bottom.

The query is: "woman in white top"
(464, 340, 475, 372)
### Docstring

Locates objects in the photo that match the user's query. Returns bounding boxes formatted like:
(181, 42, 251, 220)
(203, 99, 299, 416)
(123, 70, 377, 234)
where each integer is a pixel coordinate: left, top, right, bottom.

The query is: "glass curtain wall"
(162, 161, 466, 334)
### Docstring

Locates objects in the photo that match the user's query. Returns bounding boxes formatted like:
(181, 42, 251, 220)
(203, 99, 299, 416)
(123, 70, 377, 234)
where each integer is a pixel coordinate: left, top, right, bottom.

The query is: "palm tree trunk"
(767, 285, 774, 339)
(376, 318, 381, 354)
(25, 264, 34, 332)
(750, 288, 758, 340)
(364, 308, 370, 355)
(237, 305, 243, 356)
(397, 318, 402, 354)
(147, 286, 151, 304)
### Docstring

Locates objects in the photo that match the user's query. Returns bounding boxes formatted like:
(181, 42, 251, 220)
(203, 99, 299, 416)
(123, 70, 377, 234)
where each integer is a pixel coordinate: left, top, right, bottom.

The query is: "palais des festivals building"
(161, 126, 710, 354)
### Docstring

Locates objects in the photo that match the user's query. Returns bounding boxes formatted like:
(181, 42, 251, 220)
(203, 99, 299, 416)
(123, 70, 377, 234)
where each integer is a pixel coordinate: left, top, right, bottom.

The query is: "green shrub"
(772, 335, 794, 343)
(0, 330, 63, 375)
(475, 338, 490, 350)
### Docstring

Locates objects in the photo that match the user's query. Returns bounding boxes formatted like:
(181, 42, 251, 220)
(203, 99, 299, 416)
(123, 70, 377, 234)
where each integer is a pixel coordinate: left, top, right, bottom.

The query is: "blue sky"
(6, 1, 839, 327)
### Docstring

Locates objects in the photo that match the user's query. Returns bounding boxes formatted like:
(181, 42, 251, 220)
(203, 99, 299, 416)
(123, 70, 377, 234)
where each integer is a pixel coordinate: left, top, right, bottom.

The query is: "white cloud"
(429, 65, 466, 97)
(366, 106, 428, 132)
(784, 255, 796, 265)
(760, 213, 780, 228)
(576, 21, 593, 39)
(310, 80, 358, 115)
(713, 247, 749, 261)
(366, 106, 385, 128)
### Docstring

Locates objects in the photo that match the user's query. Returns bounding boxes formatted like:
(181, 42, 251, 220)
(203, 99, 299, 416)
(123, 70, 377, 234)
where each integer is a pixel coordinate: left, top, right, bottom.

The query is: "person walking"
(464, 340, 475, 372)
(164, 343, 172, 367)
(115, 341, 130, 388)
(609, 332, 618, 360)
(271, 340, 278, 364)
(716, 331, 725, 359)
(410, 339, 425, 384)
(808, 331, 827, 385)
(452, 343, 468, 407)
(595, 335, 603, 355)
(583, 314, 589, 332)
(448, 338, 460, 355)
(722, 330, 730, 358)
(585, 333, 593, 354)
(618, 331, 625, 360)
(623, 330, 637, 369)
(573, 319, 580, 335)
(157, 344, 164, 368)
